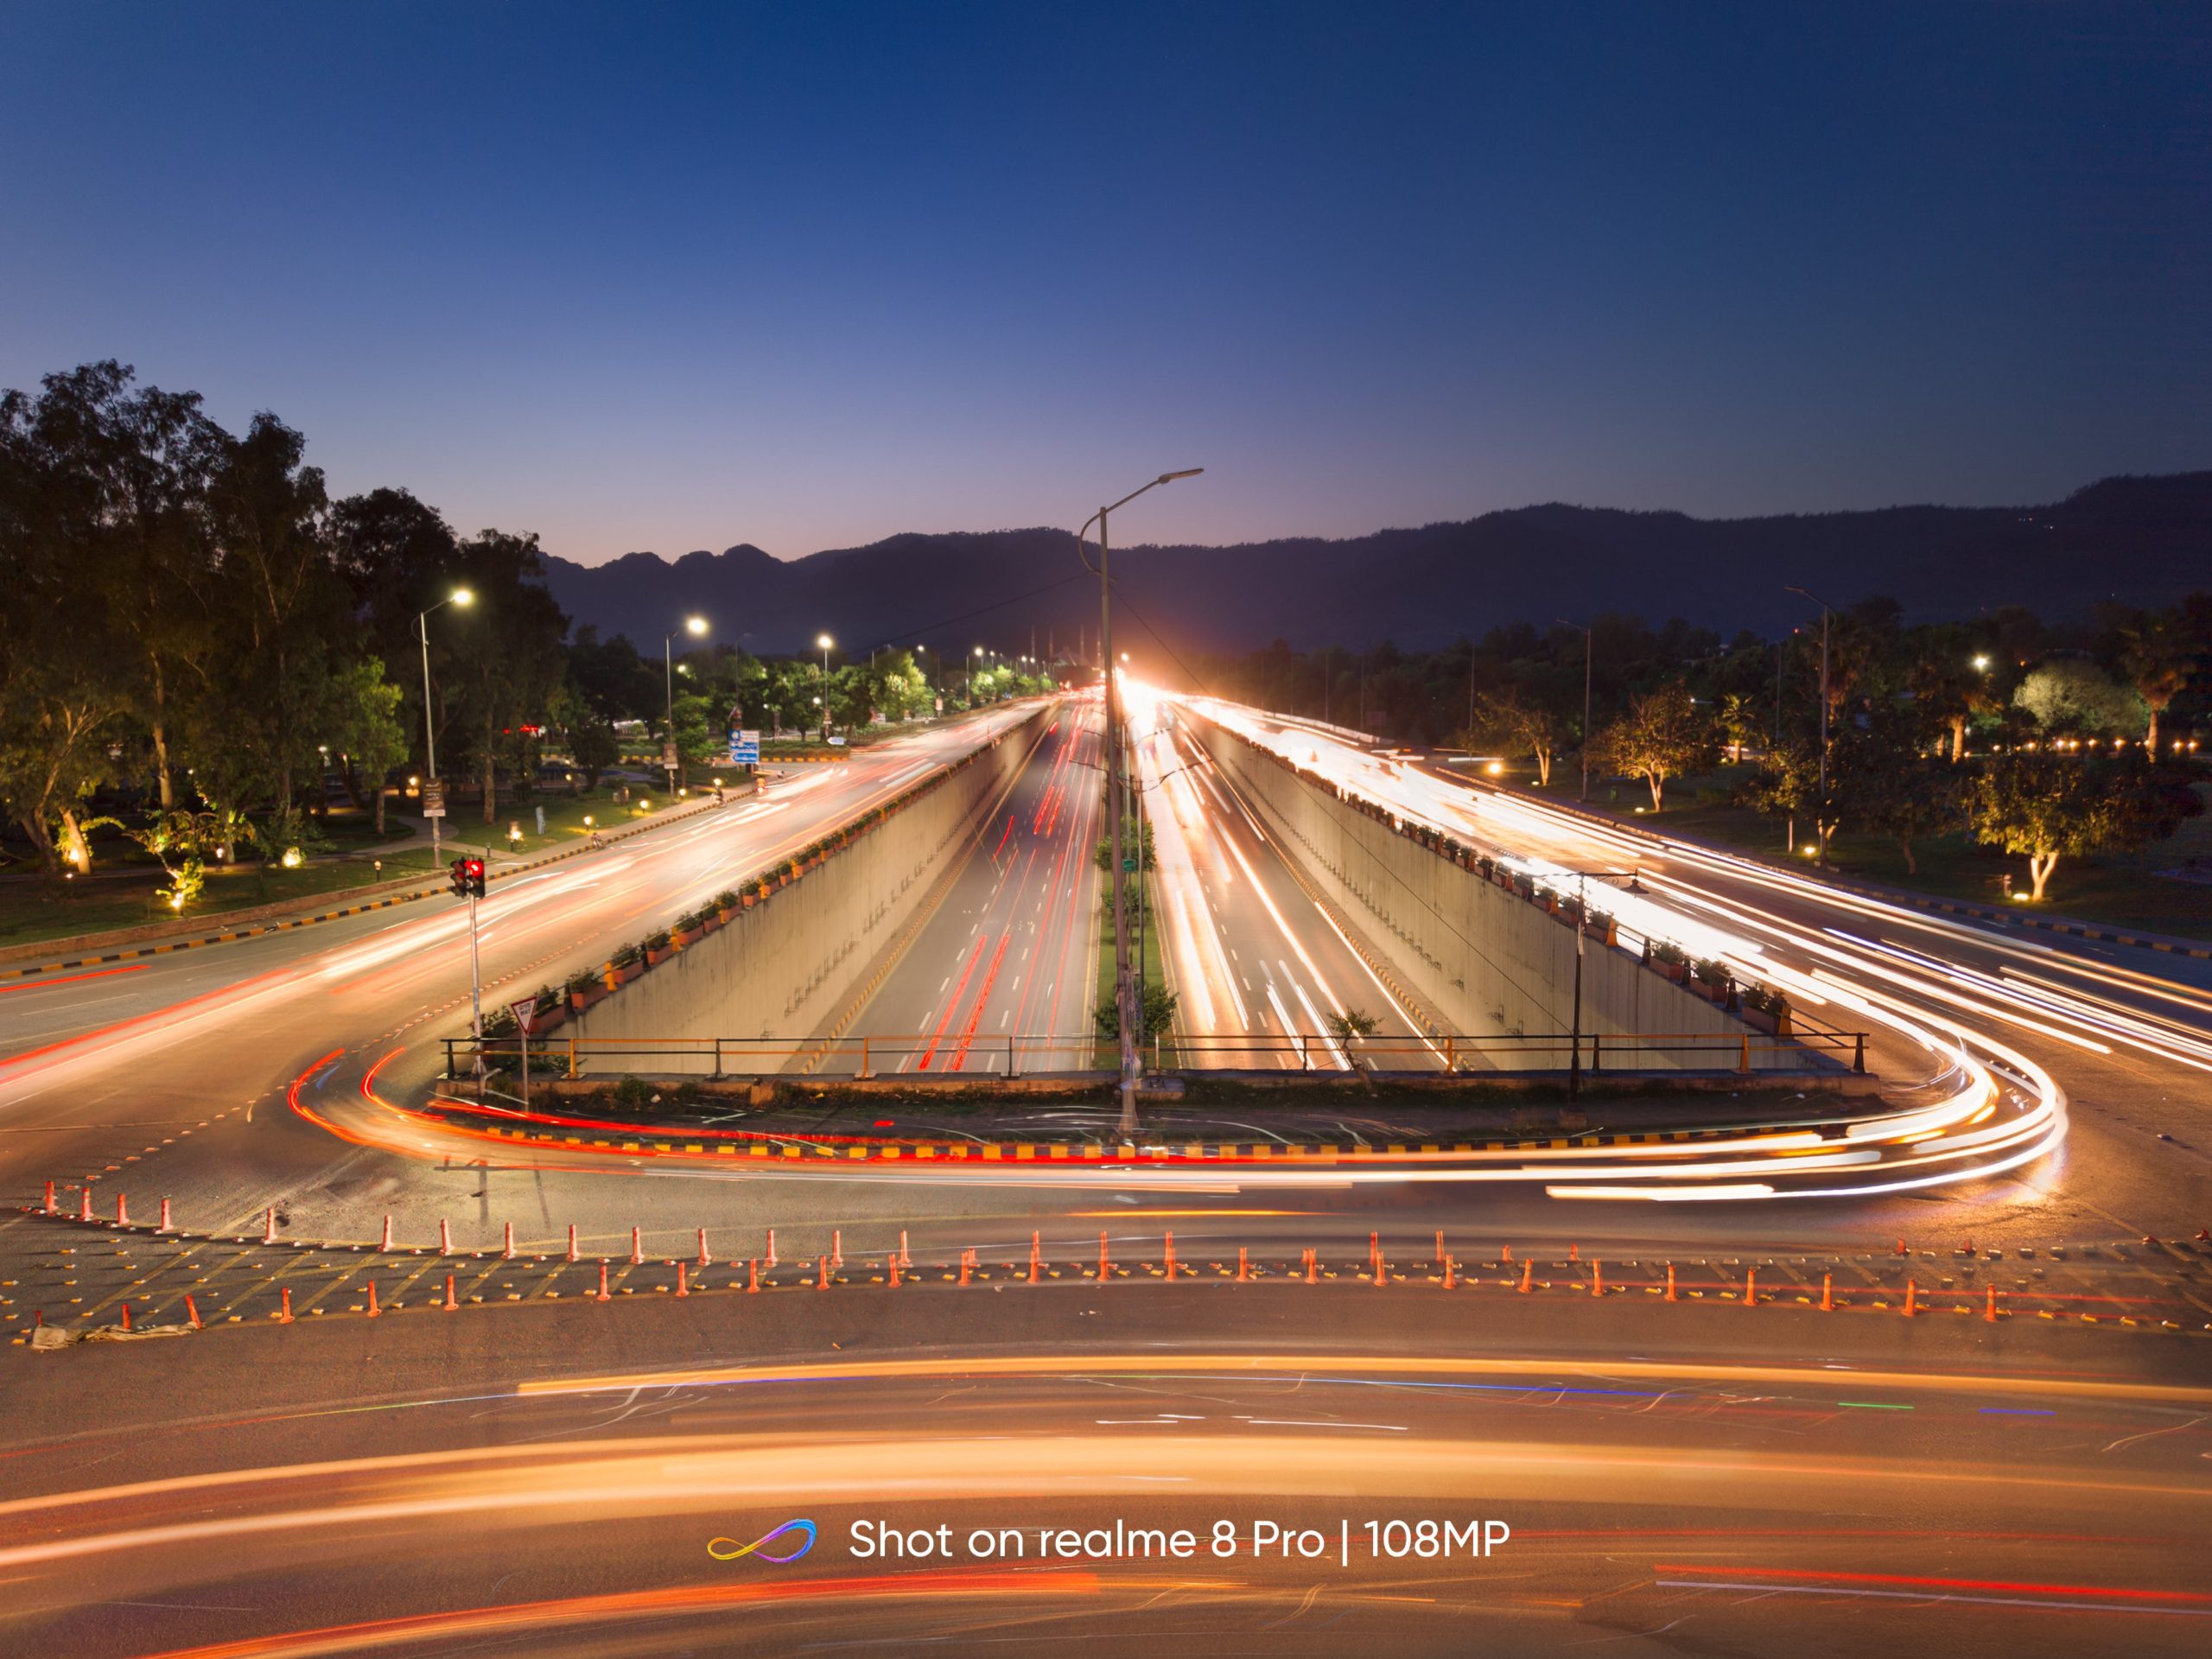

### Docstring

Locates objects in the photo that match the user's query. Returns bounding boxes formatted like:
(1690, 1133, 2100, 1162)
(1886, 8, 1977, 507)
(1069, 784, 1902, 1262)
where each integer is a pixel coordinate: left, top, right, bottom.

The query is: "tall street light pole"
(1558, 618, 1592, 801)
(817, 633, 835, 741)
(1785, 585, 1834, 866)
(417, 587, 473, 866)
(664, 615, 709, 791)
(1078, 467, 1203, 1135)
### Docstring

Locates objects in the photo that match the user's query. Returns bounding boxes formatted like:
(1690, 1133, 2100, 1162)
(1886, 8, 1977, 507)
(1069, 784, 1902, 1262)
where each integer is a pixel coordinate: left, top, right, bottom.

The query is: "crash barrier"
(443, 1024, 1867, 1082)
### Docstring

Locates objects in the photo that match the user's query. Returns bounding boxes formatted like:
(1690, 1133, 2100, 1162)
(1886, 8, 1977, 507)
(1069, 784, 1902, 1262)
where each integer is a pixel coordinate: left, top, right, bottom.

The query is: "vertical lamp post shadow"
(1078, 467, 1203, 1135)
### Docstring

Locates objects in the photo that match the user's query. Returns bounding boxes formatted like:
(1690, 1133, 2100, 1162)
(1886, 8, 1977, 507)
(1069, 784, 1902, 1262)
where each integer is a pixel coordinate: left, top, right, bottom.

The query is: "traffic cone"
(890, 1255, 901, 1288)
(747, 1258, 760, 1293)
(1304, 1248, 1318, 1284)
(1665, 1263, 1678, 1302)
(566, 1224, 579, 1262)
(1442, 1255, 1456, 1289)
(677, 1261, 689, 1298)
(264, 1206, 278, 1243)
(379, 1214, 394, 1251)
(278, 1287, 293, 1324)
(1369, 1231, 1380, 1275)
(1237, 1246, 1249, 1282)
(185, 1294, 201, 1330)
(365, 1280, 381, 1319)
(958, 1248, 972, 1287)
(1164, 1232, 1178, 1281)
(1904, 1278, 1918, 1318)
(1518, 1260, 1532, 1294)
(595, 1260, 611, 1301)
(1433, 1230, 1444, 1266)
(1569, 1243, 1580, 1262)
(766, 1228, 778, 1268)
(629, 1227, 643, 1265)
(120, 1301, 132, 1332)
(502, 1222, 516, 1260)
(1985, 1285, 1999, 1323)
(1821, 1272, 1834, 1312)
(157, 1197, 174, 1234)
(1895, 1238, 1908, 1256)
(42, 1179, 54, 1216)
(79, 1187, 92, 1223)
(438, 1217, 452, 1255)
(832, 1229, 843, 1269)
(697, 1228, 711, 1268)
(899, 1230, 912, 1268)
(115, 1192, 129, 1227)
(1743, 1267, 1757, 1307)
(1097, 1231, 1110, 1282)
(817, 1255, 830, 1290)
(1592, 1260, 1604, 1298)
(1029, 1232, 1042, 1283)
(1502, 1243, 1512, 1262)
(443, 1274, 458, 1312)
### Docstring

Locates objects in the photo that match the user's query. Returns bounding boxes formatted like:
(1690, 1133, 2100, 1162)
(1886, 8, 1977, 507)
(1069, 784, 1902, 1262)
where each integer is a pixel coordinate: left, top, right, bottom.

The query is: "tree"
(2012, 659, 2148, 740)
(1592, 682, 1711, 810)
(1742, 736, 1838, 855)
(545, 680, 619, 787)
(325, 658, 410, 834)
(1906, 623, 2002, 761)
(447, 529, 568, 820)
(1967, 754, 2200, 900)
(1324, 1008, 1378, 1046)
(1841, 719, 1963, 874)
(1094, 979, 1179, 1043)
(1713, 690, 1763, 764)
(1461, 685, 1563, 785)
(1096, 819, 1156, 873)
(2114, 609, 2199, 754)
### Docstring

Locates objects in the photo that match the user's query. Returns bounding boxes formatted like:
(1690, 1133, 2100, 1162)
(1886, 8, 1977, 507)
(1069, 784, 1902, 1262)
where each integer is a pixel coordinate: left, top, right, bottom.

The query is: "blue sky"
(3, 2, 2205, 563)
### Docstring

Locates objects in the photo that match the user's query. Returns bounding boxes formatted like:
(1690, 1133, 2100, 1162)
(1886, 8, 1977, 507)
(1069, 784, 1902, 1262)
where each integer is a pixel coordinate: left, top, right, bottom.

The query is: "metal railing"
(445, 1026, 1866, 1082)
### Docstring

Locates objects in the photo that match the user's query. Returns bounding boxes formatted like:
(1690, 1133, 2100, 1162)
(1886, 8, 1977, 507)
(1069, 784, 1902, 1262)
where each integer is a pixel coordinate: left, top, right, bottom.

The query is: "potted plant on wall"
(1692, 957, 1730, 1001)
(1651, 939, 1689, 983)
(567, 965, 607, 1013)
(741, 876, 763, 908)
(643, 928, 676, 966)
(671, 910, 705, 949)
(607, 942, 645, 987)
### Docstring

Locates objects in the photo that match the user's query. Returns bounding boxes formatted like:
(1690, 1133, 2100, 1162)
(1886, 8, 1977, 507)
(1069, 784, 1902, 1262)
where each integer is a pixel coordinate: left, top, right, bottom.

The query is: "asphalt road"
(5, 1286, 2208, 1658)
(846, 698, 1106, 1075)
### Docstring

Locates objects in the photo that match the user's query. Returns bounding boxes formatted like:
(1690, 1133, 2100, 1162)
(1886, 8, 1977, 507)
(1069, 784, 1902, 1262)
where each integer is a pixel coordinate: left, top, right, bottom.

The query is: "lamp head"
(1158, 468, 1204, 483)
(685, 615, 709, 637)
(817, 633, 834, 651)
(450, 588, 474, 607)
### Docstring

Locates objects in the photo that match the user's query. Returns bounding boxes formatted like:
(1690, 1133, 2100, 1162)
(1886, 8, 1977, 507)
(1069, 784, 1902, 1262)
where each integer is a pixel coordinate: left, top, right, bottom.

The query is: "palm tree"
(2117, 609, 2196, 755)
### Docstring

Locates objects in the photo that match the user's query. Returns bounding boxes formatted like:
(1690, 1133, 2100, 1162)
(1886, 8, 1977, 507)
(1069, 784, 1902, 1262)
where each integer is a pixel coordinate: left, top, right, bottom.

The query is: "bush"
(644, 928, 671, 951)
(611, 1075, 655, 1110)
(713, 889, 740, 911)
(1694, 957, 1729, 988)
(1651, 939, 1688, 968)
(611, 941, 642, 967)
(564, 967, 600, 994)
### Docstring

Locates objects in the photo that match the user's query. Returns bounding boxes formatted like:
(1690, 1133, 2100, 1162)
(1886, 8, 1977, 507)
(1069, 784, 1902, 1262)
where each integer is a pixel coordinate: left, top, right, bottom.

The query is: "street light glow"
(449, 588, 474, 607)
(685, 614, 709, 636)
(817, 632, 833, 650)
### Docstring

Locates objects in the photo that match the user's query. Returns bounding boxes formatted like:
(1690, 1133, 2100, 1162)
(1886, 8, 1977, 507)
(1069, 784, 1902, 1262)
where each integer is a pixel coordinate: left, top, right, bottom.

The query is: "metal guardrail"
(445, 1027, 1866, 1081)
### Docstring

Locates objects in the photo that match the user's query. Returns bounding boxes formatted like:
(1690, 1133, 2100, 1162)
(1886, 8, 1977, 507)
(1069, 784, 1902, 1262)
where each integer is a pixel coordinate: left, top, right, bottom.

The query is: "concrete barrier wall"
(1190, 715, 1773, 1070)
(564, 708, 1048, 1071)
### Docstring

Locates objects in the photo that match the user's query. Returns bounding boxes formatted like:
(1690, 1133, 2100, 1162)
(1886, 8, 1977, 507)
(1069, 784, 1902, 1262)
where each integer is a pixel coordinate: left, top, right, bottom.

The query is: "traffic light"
(462, 857, 486, 899)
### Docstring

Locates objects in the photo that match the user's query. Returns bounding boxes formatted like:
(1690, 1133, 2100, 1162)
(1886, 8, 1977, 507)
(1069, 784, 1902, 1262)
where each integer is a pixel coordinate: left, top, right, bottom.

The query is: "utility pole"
(664, 615, 708, 791)
(1079, 469, 1203, 1135)
(416, 588, 472, 865)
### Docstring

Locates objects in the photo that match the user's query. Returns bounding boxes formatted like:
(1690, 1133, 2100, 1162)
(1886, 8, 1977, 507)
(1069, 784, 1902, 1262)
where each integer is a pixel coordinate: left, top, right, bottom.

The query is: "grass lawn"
(1508, 763, 2212, 942)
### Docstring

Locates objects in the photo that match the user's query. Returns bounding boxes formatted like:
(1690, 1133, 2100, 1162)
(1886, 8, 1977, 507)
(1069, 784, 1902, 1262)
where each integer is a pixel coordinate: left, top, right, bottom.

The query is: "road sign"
(508, 997, 537, 1034)
(730, 728, 760, 765)
(422, 784, 445, 820)
(1122, 856, 1138, 873)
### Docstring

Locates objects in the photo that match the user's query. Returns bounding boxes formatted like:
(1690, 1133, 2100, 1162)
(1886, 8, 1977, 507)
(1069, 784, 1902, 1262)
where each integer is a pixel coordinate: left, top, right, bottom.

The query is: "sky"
(3, 2, 2206, 566)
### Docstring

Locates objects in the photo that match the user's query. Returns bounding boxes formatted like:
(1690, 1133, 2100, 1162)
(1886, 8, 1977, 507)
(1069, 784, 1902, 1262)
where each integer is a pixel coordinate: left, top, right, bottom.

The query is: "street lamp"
(417, 587, 472, 865)
(817, 633, 835, 740)
(1077, 467, 1204, 1133)
(1785, 585, 1835, 867)
(1557, 618, 1592, 801)
(664, 615, 709, 791)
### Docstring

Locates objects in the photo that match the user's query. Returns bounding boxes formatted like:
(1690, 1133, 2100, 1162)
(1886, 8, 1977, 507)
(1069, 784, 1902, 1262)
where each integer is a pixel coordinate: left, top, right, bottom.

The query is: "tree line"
(1199, 595, 2209, 901)
(0, 361, 1052, 890)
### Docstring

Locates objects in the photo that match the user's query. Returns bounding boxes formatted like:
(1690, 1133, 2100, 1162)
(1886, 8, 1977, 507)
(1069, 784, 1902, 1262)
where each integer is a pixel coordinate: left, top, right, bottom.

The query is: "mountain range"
(534, 470, 2212, 660)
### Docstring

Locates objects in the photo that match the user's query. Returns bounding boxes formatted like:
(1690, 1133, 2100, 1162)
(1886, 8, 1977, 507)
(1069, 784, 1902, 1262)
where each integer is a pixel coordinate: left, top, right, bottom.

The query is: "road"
(841, 697, 1105, 1074)
(1188, 696, 2212, 1237)
(4, 1286, 2209, 1658)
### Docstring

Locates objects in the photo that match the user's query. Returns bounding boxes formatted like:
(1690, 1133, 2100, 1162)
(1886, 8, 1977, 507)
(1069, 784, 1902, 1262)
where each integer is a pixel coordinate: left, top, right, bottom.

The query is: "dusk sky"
(3, 2, 2205, 565)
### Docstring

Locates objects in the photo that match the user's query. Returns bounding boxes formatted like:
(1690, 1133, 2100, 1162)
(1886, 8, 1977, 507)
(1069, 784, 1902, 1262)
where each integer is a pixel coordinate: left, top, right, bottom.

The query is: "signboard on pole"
(730, 728, 761, 765)
(507, 997, 537, 1034)
(661, 741, 678, 771)
(422, 783, 445, 819)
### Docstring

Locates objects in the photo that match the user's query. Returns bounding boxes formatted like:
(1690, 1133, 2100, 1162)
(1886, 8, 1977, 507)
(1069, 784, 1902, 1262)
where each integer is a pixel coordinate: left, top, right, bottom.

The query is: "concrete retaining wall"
(564, 707, 1049, 1071)
(1190, 715, 1778, 1070)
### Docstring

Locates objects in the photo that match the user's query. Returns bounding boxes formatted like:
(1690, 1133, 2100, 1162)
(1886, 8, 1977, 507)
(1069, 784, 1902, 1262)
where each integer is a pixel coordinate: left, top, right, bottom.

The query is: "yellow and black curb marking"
(410, 1098, 1834, 1163)
(10, 1207, 2208, 1344)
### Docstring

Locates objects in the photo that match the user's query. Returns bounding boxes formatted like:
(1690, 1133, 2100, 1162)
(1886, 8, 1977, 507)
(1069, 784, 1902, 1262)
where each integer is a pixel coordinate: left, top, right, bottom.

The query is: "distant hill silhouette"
(535, 471, 2212, 657)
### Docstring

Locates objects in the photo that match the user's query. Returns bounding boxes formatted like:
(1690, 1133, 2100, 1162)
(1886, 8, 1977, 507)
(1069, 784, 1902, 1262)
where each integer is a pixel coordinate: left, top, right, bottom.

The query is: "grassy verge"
(1500, 764, 2212, 942)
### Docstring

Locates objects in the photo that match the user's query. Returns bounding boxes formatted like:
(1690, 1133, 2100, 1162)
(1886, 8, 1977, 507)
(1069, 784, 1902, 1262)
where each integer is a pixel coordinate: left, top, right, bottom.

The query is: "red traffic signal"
(462, 857, 486, 898)
(448, 857, 487, 899)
